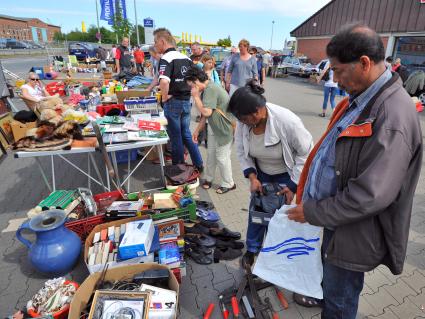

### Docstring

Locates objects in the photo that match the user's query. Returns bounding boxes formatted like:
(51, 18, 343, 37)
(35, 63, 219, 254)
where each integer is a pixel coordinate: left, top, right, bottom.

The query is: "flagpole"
(134, 0, 140, 46)
(95, 0, 101, 43)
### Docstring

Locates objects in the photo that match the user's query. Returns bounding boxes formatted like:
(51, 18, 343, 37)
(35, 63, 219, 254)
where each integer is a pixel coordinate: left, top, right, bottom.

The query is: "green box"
(150, 188, 196, 222)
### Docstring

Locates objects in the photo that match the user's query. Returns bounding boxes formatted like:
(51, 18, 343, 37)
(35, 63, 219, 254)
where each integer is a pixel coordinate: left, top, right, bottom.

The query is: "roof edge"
(290, 0, 336, 37)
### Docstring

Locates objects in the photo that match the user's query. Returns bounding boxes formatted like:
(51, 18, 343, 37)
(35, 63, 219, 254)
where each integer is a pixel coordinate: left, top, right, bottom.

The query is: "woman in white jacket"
(228, 80, 313, 267)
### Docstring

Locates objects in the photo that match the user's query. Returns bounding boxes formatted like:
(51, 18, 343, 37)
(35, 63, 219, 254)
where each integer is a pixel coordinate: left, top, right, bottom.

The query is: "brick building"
(290, 0, 425, 70)
(0, 14, 61, 43)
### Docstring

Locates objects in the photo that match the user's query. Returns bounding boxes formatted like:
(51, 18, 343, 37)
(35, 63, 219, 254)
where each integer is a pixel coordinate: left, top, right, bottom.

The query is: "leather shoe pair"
(215, 238, 244, 249)
(210, 227, 241, 240)
(214, 246, 243, 262)
(184, 233, 216, 248)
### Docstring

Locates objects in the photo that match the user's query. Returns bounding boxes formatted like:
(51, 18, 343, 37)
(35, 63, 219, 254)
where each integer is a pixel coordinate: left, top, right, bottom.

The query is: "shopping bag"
(253, 204, 323, 299)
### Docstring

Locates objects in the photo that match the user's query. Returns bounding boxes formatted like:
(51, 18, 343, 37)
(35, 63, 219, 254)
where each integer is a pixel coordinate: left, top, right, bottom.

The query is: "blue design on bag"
(261, 237, 320, 259)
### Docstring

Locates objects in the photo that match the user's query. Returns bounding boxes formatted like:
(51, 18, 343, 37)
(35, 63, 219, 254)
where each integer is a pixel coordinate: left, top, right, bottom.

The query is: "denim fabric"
(246, 169, 295, 253)
(303, 69, 392, 203)
(163, 98, 203, 167)
(322, 86, 337, 110)
(322, 229, 364, 318)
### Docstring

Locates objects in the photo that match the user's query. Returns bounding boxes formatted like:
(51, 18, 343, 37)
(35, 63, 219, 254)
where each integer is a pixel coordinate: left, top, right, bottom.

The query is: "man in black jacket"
(288, 24, 422, 318)
(115, 37, 133, 74)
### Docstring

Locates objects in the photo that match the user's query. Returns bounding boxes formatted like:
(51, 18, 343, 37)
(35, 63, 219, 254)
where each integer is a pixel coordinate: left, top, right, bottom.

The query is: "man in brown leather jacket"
(288, 24, 423, 318)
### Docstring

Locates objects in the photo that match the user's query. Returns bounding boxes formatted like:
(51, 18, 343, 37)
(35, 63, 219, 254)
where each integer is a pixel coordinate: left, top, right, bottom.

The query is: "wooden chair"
(19, 94, 41, 118)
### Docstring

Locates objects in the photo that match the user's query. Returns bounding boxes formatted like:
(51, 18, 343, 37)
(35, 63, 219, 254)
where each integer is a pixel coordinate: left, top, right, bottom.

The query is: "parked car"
(0, 38, 6, 49)
(210, 48, 231, 72)
(281, 56, 314, 77)
(5, 39, 31, 49)
(69, 42, 97, 60)
(307, 59, 329, 76)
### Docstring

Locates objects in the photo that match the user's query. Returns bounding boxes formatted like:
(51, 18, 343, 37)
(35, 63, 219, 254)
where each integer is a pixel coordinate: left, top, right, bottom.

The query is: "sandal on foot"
(293, 292, 322, 308)
(202, 181, 212, 189)
(216, 184, 236, 194)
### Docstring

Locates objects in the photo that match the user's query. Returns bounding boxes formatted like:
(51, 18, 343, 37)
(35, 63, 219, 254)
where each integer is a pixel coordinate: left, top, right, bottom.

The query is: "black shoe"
(241, 251, 255, 268)
(214, 247, 243, 262)
(210, 227, 241, 240)
(216, 238, 244, 249)
(195, 165, 204, 174)
(185, 224, 210, 235)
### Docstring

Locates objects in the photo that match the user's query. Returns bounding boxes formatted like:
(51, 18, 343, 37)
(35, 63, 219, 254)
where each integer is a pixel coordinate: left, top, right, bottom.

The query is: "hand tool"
(244, 263, 267, 319)
(218, 295, 229, 319)
(231, 293, 239, 318)
(275, 287, 289, 309)
(264, 297, 279, 319)
(203, 303, 215, 319)
(242, 295, 255, 318)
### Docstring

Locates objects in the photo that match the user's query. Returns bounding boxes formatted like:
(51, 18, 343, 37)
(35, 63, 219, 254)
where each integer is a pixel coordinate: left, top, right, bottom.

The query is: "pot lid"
(29, 209, 67, 232)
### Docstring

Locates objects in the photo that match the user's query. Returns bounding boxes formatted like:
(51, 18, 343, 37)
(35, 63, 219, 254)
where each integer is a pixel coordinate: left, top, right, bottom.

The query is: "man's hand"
(225, 82, 230, 92)
(287, 204, 306, 223)
(277, 187, 294, 204)
(249, 175, 262, 194)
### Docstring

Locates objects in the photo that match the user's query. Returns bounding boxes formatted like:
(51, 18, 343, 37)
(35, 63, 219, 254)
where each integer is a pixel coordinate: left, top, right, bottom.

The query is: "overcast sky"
(1, 0, 332, 48)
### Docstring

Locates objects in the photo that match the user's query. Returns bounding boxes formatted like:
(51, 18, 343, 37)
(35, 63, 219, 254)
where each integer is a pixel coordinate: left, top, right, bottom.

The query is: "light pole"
(134, 0, 140, 46)
(270, 20, 275, 50)
(95, 0, 101, 43)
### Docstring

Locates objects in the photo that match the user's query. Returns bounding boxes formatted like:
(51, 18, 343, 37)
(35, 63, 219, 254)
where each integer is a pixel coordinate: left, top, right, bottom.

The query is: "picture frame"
(0, 112, 14, 146)
(0, 127, 9, 151)
(157, 219, 184, 242)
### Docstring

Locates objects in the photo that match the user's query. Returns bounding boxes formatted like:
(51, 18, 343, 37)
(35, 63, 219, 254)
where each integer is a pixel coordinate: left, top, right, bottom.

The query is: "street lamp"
(270, 20, 275, 50)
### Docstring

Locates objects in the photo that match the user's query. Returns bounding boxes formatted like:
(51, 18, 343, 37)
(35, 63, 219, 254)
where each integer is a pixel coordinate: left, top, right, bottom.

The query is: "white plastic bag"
(253, 204, 323, 299)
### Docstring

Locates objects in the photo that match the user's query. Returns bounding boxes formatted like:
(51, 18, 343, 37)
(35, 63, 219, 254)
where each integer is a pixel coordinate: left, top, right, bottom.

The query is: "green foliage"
(130, 25, 145, 45)
(53, 32, 65, 42)
(217, 36, 231, 47)
(111, 0, 133, 41)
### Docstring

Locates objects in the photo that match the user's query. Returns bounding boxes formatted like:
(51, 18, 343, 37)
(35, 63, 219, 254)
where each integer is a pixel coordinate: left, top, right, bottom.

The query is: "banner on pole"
(119, 0, 127, 19)
(100, 0, 115, 25)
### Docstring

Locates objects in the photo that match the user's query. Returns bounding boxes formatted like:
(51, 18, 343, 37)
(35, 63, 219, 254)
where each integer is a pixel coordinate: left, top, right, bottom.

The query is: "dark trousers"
(321, 228, 365, 319)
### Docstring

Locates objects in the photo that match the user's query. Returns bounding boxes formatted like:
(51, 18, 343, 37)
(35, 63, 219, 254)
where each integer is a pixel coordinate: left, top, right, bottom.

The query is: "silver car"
(281, 56, 314, 77)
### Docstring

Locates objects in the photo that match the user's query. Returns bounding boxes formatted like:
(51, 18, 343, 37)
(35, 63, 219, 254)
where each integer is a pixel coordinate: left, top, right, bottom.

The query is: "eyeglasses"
(30, 78, 39, 81)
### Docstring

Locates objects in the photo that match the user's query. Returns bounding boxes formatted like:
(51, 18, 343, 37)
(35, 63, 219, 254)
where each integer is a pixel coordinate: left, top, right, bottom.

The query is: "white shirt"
(21, 84, 44, 102)
(324, 69, 339, 88)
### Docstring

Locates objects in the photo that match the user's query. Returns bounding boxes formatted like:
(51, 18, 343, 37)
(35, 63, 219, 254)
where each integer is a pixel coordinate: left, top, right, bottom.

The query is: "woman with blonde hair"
(201, 54, 221, 85)
(225, 39, 258, 96)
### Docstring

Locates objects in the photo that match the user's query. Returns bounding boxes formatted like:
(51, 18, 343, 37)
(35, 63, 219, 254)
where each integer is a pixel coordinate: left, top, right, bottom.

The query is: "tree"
(217, 36, 231, 47)
(130, 25, 145, 45)
(53, 32, 65, 42)
(112, 0, 133, 42)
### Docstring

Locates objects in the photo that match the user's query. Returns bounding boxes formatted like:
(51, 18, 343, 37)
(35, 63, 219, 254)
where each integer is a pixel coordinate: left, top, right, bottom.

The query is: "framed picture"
(157, 219, 184, 242)
(0, 113, 14, 146)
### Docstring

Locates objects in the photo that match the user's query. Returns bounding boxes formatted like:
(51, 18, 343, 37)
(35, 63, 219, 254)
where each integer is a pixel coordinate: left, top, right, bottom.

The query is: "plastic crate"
(110, 149, 138, 164)
(96, 104, 126, 116)
(124, 97, 159, 114)
(150, 202, 197, 222)
(65, 214, 106, 242)
(93, 190, 123, 213)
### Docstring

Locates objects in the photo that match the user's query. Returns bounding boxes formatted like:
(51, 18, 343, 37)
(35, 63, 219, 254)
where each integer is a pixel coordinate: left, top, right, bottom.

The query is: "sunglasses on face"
(30, 78, 39, 81)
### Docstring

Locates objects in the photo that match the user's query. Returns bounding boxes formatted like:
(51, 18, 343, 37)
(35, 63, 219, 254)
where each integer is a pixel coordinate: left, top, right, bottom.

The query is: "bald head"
(326, 24, 385, 64)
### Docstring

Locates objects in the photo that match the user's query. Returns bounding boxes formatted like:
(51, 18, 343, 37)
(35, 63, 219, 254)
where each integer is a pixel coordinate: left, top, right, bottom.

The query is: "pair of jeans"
(204, 129, 234, 188)
(323, 86, 337, 111)
(321, 228, 364, 319)
(163, 98, 203, 167)
(246, 169, 296, 253)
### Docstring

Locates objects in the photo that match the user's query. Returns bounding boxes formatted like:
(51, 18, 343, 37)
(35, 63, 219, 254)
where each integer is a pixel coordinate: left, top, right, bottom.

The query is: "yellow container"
(15, 79, 25, 88)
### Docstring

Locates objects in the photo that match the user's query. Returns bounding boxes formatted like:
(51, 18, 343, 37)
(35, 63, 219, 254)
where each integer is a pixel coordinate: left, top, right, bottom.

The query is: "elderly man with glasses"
(21, 72, 51, 103)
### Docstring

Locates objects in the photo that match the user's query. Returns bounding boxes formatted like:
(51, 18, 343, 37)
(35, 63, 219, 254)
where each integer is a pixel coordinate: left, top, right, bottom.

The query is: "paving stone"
(388, 298, 425, 319)
(293, 302, 322, 319)
(361, 283, 375, 295)
(407, 293, 425, 312)
(363, 288, 399, 316)
(402, 271, 425, 294)
(383, 278, 418, 304)
(365, 268, 394, 293)
(358, 296, 379, 317)
(366, 308, 400, 319)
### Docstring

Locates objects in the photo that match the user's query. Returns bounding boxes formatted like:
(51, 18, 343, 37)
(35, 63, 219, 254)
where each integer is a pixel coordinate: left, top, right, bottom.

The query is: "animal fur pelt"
(12, 120, 83, 151)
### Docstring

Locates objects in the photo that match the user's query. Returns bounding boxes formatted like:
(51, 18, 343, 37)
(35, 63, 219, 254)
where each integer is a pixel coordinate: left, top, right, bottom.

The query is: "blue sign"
(143, 18, 154, 28)
(100, 0, 115, 25)
(119, 0, 127, 19)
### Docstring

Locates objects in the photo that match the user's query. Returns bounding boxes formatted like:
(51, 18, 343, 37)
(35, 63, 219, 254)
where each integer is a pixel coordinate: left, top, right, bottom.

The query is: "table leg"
(105, 165, 111, 191)
(157, 144, 166, 187)
(127, 149, 131, 192)
(89, 153, 107, 191)
(35, 158, 52, 192)
(51, 155, 56, 192)
(88, 153, 91, 189)
(111, 151, 122, 190)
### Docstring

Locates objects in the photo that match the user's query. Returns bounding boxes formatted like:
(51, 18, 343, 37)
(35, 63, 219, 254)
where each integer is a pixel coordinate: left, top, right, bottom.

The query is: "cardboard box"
(84, 215, 154, 274)
(88, 290, 150, 319)
(119, 219, 154, 259)
(10, 120, 37, 142)
(116, 90, 150, 104)
(69, 263, 179, 319)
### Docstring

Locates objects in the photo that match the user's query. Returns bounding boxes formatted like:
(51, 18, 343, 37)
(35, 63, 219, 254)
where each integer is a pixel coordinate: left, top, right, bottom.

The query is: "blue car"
(69, 42, 97, 60)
